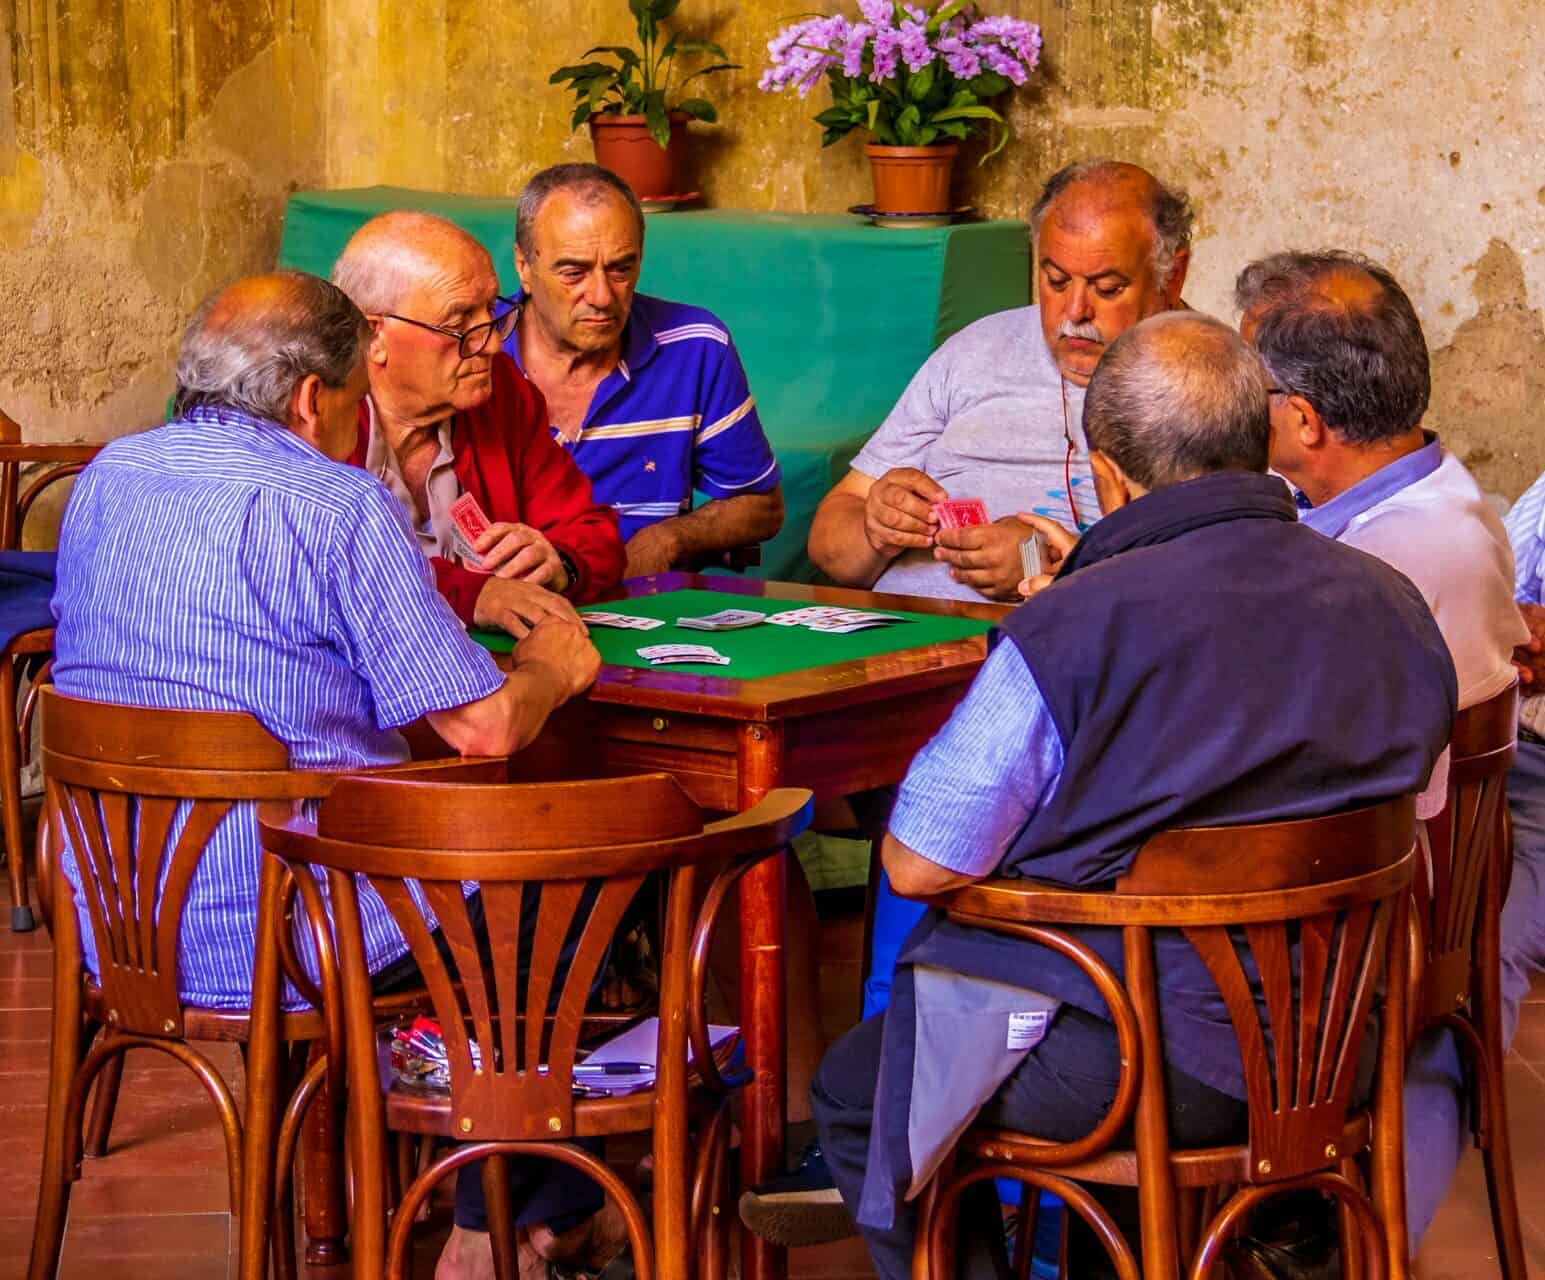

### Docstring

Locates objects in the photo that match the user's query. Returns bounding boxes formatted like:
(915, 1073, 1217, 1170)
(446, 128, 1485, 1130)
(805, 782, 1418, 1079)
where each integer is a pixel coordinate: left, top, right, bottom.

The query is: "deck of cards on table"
(676, 609, 766, 631)
(931, 497, 990, 530)
(583, 611, 667, 630)
(638, 643, 731, 666)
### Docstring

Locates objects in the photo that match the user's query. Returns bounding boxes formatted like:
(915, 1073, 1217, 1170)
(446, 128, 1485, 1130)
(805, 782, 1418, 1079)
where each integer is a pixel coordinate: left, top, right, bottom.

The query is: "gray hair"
(1030, 158, 1194, 284)
(1234, 250, 1430, 447)
(173, 271, 368, 423)
(1083, 311, 1270, 490)
(515, 164, 645, 262)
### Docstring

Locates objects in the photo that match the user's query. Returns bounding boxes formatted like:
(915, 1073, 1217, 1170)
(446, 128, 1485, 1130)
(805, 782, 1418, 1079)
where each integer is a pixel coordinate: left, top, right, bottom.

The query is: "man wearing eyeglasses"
(331, 212, 624, 638)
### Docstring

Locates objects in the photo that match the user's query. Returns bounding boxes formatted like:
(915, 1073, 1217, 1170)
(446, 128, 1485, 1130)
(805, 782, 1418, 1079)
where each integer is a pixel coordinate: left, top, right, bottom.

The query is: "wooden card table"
(472, 572, 1010, 1280)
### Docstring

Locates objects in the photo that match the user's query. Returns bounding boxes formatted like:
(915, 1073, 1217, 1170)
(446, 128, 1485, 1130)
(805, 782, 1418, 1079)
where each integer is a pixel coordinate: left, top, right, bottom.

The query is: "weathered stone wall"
(6, 0, 1544, 497)
(0, 1, 326, 446)
(334, 0, 1545, 498)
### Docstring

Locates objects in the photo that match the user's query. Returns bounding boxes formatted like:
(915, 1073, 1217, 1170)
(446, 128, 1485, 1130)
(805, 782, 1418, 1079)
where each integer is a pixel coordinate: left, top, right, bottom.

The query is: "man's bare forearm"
(808, 491, 892, 588)
(644, 489, 785, 565)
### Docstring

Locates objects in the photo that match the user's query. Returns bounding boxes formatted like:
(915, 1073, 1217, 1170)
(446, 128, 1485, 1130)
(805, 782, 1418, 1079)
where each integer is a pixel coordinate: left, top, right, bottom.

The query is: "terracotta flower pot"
(865, 143, 959, 215)
(588, 112, 690, 199)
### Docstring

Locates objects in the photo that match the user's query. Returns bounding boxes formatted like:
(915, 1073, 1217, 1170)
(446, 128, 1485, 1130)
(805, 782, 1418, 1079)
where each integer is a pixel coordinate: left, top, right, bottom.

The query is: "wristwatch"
(556, 549, 580, 596)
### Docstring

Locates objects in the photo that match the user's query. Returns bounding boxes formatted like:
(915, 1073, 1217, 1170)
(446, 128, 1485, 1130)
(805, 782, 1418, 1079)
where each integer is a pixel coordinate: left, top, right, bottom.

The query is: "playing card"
(638, 643, 730, 665)
(449, 493, 493, 568)
(584, 612, 667, 630)
(676, 609, 767, 631)
(932, 498, 990, 530)
(1019, 532, 1049, 580)
(449, 524, 488, 573)
(766, 607, 845, 626)
(808, 618, 895, 633)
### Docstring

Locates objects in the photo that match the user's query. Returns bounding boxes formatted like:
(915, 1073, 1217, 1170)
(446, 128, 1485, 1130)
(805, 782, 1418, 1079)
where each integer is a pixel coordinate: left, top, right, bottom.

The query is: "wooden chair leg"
(300, 1043, 349, 1266)
(0, 656, 33, 931)
(82, 1039, 124, 1158)
(27, 929, 84, 1278)
(1013, 1189, 1039, 1280)
(482, 1155, 521, 1280)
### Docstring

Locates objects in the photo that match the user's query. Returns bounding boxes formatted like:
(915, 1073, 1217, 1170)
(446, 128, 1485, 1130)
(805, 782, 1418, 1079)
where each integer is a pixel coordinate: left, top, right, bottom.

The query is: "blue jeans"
(1404, 737, 1545, 1245)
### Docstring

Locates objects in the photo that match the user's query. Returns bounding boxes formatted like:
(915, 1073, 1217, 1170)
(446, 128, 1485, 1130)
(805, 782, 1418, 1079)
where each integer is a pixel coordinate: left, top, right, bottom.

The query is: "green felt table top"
(468, 588, 994, 679)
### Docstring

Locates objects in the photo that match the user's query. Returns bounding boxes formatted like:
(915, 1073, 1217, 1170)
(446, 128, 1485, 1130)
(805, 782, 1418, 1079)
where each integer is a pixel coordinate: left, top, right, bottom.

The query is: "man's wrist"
(554, 549, 579, 595)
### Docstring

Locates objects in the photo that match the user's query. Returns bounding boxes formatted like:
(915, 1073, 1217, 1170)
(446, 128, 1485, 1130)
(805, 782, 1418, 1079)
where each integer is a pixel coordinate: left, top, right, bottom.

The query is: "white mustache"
(1057, 320, 1104, 343)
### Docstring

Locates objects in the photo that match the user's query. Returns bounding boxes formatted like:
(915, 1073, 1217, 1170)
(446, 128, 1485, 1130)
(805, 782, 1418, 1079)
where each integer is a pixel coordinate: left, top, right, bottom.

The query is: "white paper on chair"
(574, 1017, 740, 1096)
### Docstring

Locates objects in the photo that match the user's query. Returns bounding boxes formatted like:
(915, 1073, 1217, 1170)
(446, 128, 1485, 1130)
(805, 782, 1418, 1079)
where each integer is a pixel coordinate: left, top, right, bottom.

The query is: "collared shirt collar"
(180, 404, 329, 464)
(1296, 432, 1443, 539)
(504, 289, 659, 384)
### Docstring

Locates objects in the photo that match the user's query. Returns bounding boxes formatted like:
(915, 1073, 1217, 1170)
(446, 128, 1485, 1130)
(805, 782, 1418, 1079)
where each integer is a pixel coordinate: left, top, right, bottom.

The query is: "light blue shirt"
(889, 640, 1065, 875)
(1506, 467, 1545, 606)
(1296, 433, 1443, 538)
(52, 407, 506, 1008)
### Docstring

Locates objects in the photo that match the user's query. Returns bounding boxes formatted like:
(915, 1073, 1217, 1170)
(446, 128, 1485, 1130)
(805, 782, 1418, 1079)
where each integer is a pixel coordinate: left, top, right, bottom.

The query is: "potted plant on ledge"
(760, 0, 1042, 216)
(551, 0, 739, 204)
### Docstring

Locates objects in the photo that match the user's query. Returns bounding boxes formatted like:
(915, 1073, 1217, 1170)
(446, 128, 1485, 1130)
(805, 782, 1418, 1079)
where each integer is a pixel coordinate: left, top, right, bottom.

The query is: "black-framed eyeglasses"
(378, 296, 521, 358)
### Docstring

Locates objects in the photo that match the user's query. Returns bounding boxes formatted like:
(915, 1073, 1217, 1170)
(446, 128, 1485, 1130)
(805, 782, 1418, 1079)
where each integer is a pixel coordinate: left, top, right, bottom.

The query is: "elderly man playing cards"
(808, 158, 1192, 604)
(331, 211, 625, 638)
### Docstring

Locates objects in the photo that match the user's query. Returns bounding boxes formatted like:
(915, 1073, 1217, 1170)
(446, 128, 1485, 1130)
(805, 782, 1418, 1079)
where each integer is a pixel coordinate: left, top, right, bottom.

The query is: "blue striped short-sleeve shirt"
(509, 293, 781, 541)
(51, 408, 506, 1008)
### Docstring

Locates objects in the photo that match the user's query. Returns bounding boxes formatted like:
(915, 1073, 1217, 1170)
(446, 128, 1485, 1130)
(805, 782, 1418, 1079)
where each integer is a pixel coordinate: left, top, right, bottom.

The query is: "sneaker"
(737, 1143, 856, 1248)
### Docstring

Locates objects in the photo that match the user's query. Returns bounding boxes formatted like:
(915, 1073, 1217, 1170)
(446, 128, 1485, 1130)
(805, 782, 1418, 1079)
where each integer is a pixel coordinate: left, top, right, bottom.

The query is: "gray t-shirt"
(850, 305, 1096, 601)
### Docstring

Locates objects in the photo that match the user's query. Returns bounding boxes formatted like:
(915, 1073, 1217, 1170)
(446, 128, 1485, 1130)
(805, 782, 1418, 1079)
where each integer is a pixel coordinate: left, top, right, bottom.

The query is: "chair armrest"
(356, 756, 510, 784)
(701, 788, 813, 850)
(0, 445, 100, 465)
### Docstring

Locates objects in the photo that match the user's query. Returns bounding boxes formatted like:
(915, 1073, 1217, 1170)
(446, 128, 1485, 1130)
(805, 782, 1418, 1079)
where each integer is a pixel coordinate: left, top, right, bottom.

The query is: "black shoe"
(737, 1142, 856, 1247)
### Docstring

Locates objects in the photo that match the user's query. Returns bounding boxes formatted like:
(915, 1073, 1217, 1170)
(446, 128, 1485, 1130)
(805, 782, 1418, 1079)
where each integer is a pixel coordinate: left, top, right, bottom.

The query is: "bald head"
(1083, 312, 1270, 491)
(1234, 250, 1430, 447)
(174, 270, 367, 424)
(1031, 159, 1193, 281)
(330, 211, 497, 316)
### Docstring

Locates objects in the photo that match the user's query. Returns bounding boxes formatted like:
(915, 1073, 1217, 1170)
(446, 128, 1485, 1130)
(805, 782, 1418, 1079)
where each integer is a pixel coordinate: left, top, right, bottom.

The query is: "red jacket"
(351, 354, 624, 622)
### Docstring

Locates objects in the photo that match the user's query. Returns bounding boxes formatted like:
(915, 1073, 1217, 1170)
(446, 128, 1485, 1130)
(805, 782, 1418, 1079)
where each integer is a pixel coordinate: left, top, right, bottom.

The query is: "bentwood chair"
(912, 798, 1417, 1280)
(258, 772, 813, 1280)
(27, 689, 498, 1280)
(1409, 680, 1526, 1278)
(0, 408, 99, 932)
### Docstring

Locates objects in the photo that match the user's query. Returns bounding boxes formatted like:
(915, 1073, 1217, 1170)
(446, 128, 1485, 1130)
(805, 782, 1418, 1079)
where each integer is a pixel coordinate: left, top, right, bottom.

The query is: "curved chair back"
(40, 688, 335, 1036)
(1415, 680, 1518, 1024)
(260, 772, 812, 1278)
(932, 797, 1417, 1280)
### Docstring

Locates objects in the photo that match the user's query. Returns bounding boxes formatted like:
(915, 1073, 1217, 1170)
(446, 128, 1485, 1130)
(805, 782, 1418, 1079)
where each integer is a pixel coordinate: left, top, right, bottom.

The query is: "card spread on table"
(676, 608, 767, 632)
(932, 498, 990, 530)
(638, 643, 731, 666)
(583, 611, 667, 630)
(767, 607, 912, 632)
(449, 493, 493, 569)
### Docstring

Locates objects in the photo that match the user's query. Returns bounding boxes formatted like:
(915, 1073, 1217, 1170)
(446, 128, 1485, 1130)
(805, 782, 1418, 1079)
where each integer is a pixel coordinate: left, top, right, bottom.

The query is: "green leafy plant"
(550, 0, 741, 149)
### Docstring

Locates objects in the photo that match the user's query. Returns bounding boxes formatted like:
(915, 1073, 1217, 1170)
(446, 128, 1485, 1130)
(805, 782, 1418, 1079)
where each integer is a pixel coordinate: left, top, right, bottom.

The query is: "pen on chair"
(573, 1061, 655, 1075)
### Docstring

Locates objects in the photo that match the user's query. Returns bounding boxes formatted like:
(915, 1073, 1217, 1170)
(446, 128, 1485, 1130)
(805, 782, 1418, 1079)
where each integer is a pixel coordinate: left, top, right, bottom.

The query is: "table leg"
(300, 1044, 349, 1266)
(738, 721, 788, 1280)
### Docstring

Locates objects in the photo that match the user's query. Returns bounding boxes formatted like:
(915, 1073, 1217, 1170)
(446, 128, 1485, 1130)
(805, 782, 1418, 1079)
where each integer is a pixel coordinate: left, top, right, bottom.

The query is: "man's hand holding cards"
(450, 493, 568, 591)
(1013, 510, 1081, 600)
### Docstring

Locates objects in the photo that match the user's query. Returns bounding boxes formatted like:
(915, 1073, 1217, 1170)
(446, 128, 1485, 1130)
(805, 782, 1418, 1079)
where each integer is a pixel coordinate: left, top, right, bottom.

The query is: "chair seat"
(378, 1039, 742, 1140)
(963, 1111, 1373, 1190)
(82, 981, 431, 1043)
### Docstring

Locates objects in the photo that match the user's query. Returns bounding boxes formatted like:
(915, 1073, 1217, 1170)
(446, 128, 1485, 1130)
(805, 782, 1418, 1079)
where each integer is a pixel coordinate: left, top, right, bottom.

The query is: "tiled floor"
(0, 877, 1540, 1278)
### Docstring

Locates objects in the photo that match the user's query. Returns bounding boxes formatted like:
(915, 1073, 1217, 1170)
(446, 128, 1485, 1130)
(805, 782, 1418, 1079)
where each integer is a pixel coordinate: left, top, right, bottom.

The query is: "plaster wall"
(332, 0, 1545, 498)
(4, 0, 1543, 499)
(0, 0, 327, 447)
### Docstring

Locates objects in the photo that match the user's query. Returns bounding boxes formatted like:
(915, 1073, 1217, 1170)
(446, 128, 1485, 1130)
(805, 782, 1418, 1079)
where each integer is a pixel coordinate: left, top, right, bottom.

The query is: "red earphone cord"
(1059, 377, 1083, 531)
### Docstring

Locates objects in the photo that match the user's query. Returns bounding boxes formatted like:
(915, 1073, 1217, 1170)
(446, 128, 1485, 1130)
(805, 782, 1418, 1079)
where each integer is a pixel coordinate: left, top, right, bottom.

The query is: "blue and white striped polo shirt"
(511, 293, 781, 541)
(51, 407, 506, 1009)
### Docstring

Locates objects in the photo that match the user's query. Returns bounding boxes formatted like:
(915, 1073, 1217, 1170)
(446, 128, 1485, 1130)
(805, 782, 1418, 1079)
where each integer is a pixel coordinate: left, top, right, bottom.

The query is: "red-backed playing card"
(449, 493, 493, 570)
(932, 498, 990, 530)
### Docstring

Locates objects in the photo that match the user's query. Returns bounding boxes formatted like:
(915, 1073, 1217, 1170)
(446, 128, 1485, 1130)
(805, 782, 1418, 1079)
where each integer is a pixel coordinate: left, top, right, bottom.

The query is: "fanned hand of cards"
(931, 498, 990, 530)
(638, 643, 731, 666)
(765, 606, 913, 634)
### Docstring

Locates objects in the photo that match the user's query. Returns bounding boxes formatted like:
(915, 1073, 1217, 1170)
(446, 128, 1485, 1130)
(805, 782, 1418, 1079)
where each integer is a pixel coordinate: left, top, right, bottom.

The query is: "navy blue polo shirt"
(509, 293, 780, 541)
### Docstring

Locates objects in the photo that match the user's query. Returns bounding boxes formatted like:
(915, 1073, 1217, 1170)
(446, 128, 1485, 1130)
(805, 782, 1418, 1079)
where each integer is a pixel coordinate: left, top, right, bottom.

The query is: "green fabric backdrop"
(278, 190, 1030, 579)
